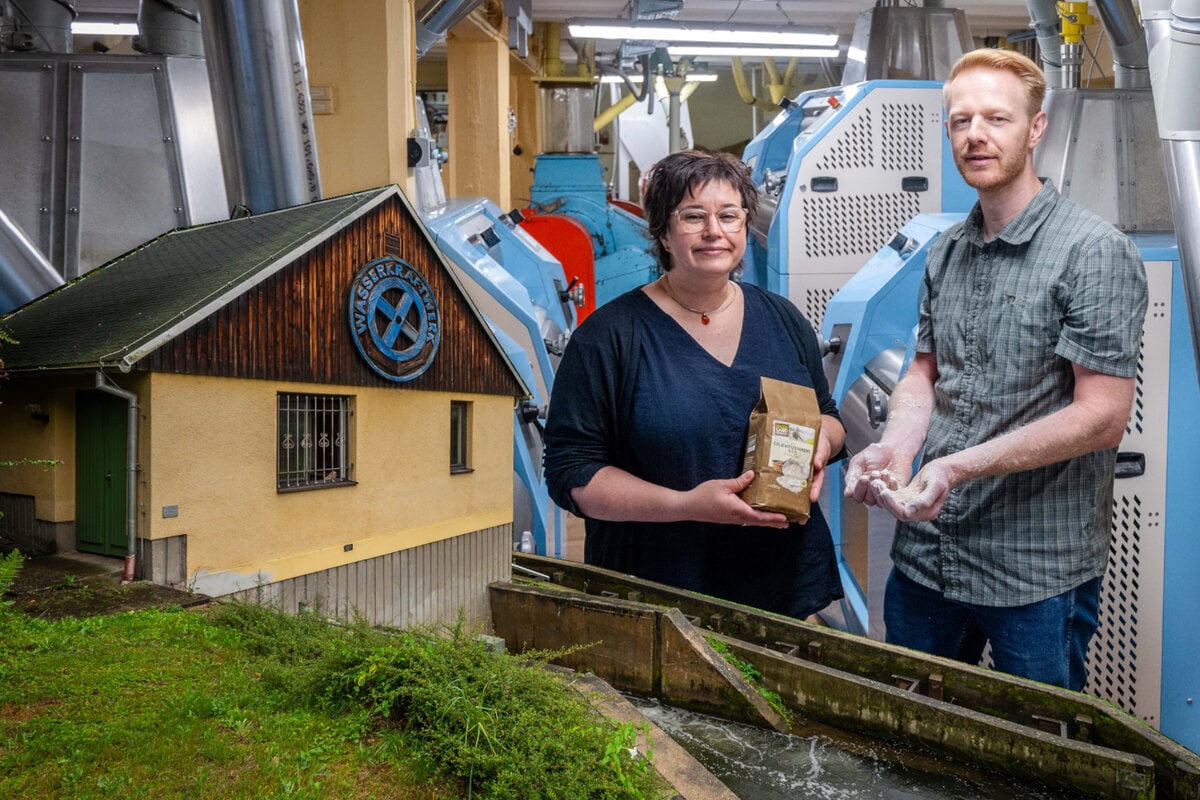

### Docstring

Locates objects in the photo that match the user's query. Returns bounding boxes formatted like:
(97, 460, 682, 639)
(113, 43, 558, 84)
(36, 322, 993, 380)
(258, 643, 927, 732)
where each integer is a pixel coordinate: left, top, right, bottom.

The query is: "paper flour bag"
(739, 377, 822, 523)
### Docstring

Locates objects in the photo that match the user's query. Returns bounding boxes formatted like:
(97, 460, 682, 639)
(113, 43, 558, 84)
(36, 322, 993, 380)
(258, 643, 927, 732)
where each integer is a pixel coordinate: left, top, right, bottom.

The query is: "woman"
(543, 149, 845, 619)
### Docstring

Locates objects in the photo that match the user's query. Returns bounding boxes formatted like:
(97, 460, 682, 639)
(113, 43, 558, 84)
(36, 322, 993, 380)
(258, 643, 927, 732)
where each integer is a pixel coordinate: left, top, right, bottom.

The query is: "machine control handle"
(888, 233, 917, 257)
(821, 336, 842, 357)
(1114, 451, 1145, 479)
(518, 400, 541, 423)
(763, 169, 785, 197)
(560, 277, 585, 308)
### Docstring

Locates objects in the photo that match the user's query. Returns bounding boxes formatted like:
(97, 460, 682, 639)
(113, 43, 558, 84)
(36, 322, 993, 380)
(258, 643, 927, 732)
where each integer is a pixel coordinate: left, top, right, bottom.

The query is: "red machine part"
(519, 210, 597, 322)
(608, 198, 644, 218)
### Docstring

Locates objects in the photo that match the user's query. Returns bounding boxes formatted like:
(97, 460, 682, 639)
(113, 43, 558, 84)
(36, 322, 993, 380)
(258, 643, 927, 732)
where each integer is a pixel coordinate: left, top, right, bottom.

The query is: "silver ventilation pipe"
(1140, 0, 1200, 388)
(196, 0, 321, 215)
(415, 0, 485, 59)
(1140, 0, 1174, 46)
(1094, 0, 1151, 86)
(1026, 0, 1066, 87)
(134, 0, 203, 57)
(0, 206, 62, 314)
(0, 0, 74, 53)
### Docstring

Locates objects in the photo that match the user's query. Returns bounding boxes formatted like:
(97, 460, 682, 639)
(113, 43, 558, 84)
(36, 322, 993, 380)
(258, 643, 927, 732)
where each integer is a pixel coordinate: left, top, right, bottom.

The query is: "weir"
(498, 554, 1200, 800)
(630, 697, 1078, 799)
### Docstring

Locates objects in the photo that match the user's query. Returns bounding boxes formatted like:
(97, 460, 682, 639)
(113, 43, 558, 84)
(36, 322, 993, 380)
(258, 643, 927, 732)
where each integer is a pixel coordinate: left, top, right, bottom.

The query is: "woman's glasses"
(671, 207, 748, 234)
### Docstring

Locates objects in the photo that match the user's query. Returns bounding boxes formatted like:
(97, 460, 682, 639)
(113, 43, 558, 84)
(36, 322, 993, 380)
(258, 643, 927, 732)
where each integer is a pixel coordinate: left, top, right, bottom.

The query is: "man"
(843, 49, 1147, 691)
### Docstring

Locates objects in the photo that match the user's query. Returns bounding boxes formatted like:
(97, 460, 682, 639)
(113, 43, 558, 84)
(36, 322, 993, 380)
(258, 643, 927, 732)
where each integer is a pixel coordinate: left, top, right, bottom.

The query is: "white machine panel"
(1086, 259, 1171, 728)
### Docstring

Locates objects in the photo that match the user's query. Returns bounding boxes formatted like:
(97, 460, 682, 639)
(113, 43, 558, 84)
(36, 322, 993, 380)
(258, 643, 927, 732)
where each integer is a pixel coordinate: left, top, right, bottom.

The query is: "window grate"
(278, 393, 353, 490)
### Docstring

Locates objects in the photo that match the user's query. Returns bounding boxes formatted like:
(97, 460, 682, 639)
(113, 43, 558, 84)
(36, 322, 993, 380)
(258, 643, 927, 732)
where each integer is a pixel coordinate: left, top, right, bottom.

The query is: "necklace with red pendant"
(661, 275, 736, 325)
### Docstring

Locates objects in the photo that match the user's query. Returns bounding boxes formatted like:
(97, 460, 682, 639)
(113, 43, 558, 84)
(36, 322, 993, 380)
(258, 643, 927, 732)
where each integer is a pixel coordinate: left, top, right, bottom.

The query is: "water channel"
(628, 697, 1089, 800)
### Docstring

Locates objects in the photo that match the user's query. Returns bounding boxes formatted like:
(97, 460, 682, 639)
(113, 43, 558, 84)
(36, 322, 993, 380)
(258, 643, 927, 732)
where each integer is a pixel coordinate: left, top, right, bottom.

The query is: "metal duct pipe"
(1026, 0, 1066, 86)
(1140, 0, 1173, 47)
(197, 0, 321, 215)
(0, 206, 62, 314)
(94, 372, 140, 585)
(1094, 0, 1151, 86)
(415, 0, 485, 59)
(0, 0, 74, 53)
(135, 0, 203, 56)
(1140, 0, 1200, 388)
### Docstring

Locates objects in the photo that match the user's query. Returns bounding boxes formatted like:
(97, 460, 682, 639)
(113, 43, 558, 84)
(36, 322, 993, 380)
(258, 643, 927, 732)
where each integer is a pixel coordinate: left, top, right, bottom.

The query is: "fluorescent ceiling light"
(599, 72, 719, 83)
(668, 45, 841, 59)
(72, 21, 139, 36)
(567, 18, 838, 47)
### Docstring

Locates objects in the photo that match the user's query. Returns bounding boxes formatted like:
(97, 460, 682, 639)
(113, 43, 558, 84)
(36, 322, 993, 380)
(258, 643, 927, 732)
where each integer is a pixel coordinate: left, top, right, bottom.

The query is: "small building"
(0, 186, 528, 629)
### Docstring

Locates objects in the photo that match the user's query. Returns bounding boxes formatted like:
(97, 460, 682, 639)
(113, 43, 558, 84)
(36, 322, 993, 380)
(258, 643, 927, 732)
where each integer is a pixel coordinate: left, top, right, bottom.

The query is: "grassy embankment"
(0, 551, 668, 799)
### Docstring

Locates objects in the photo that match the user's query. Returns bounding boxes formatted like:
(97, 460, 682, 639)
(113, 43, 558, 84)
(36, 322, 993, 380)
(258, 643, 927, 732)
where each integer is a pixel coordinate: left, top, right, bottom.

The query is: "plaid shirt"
(892, 180, 1148, 606)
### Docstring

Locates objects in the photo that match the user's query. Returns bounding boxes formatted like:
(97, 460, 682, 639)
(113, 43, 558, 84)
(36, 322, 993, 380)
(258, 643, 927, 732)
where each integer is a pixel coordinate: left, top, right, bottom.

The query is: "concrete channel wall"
(491, 573, 1200, 800)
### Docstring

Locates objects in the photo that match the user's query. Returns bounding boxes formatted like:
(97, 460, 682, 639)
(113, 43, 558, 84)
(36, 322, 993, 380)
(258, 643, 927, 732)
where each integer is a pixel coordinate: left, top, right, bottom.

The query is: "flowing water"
(629, 697, 1086, 800)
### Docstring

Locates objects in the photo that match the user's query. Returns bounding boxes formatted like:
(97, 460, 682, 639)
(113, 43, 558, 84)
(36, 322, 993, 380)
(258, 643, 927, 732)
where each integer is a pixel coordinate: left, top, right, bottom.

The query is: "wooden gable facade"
(140, 195, 524, 398)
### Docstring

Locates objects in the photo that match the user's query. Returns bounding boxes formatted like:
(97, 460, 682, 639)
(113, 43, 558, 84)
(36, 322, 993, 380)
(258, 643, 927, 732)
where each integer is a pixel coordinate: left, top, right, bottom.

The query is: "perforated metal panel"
(800, 192, 924, 260)
(803, 285, 840, 330)
(816, 109, 876, 171)
(1083, 260, 1170, 727)
(786, 89, 947, 327)
(880, 103, 928, 172)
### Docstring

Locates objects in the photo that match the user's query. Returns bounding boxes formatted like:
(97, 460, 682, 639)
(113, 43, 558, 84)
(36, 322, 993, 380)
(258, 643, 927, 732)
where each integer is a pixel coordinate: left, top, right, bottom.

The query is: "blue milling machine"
(410, 91, 656, 560)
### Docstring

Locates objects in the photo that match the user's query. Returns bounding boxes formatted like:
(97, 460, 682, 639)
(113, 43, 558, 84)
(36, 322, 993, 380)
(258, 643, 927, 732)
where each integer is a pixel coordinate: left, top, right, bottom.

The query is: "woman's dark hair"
(641, 149, 759, 272)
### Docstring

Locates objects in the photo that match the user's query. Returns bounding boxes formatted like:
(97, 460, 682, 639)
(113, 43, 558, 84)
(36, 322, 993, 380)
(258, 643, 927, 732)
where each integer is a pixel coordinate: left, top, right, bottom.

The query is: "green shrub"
(0, 549, 24, 614)
(325, 621, 664, 799)
(209, 603, 668, 799)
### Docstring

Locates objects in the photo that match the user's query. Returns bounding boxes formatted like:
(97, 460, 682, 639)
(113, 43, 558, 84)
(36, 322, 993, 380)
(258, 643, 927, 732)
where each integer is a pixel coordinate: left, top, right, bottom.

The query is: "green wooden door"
(75, 390, 128, 556)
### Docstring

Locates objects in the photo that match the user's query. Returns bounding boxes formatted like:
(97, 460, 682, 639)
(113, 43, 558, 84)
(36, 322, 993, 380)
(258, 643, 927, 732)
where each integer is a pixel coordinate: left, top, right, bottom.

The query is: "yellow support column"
(510, 65, 540, 206)
(447, 10, 511, 210)
(297, 0, 419, 198)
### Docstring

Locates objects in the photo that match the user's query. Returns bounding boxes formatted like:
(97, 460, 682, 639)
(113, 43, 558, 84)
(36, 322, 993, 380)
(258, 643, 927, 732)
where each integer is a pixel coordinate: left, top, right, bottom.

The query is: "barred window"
(450, 400, 472, 473)
(277, 393, 354, 490)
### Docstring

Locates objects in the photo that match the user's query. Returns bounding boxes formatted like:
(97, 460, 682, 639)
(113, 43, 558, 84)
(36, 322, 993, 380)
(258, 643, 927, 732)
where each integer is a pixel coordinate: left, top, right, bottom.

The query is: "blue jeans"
(883, 568, 1101, 691)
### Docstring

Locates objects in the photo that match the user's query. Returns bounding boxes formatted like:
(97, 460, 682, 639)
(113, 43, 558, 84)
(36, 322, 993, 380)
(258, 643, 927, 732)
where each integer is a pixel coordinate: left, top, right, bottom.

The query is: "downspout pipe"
(1094, 0, 1151, 86)
(94, 372, 139, 584)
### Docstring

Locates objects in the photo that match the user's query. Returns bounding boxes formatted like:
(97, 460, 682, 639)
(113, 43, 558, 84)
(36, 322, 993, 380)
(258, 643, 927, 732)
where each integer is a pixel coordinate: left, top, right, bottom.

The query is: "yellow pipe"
(731, 56, 779, 112)
(593, 90, 638, 132)
(543, 21, 564, 77)
(782, 58, 799, 90)
(765, 63, 790, 106)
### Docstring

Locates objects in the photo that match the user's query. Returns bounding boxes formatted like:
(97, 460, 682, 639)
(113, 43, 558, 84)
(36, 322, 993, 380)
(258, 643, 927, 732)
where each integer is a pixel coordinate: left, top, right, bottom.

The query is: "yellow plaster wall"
(509, 67, 540, 206)
(446, 22, 511, 209)
(144, 373, 512, 588)
(0, 374, 120, 523)
(298, 0, 418, 197)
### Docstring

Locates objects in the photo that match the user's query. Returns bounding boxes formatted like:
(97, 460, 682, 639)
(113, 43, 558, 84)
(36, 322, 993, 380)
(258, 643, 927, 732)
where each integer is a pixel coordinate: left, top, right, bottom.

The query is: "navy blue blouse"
(544, 282, 844, 619)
